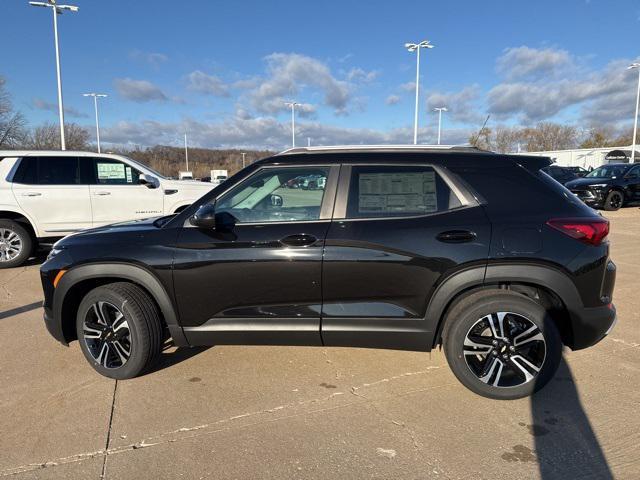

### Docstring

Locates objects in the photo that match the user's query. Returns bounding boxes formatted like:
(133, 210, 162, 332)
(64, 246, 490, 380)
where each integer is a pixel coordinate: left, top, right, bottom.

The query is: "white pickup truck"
(0, 151, 215, 267)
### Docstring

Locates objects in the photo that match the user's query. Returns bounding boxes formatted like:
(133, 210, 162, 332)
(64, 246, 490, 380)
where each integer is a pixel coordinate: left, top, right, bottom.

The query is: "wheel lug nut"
(492, 340, 498, 346)
(492, 351, 498, 356)
(510, 346, 515, 351)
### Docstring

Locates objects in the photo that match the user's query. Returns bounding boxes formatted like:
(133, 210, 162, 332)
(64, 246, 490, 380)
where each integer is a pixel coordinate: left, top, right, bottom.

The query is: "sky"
(2, 0, 640, 150)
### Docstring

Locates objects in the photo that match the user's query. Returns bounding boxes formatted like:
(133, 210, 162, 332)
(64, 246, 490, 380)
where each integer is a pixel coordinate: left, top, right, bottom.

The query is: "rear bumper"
(569, 303, 616, 350)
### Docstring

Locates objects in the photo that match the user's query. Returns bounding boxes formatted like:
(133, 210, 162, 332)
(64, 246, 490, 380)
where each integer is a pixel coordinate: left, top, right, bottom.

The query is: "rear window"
(12, 156, 82, 185)
(345, 165, 462, 218)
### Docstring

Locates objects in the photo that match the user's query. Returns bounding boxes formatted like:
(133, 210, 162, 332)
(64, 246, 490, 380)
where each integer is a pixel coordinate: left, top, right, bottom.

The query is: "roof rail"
(276, 144, 484, 155)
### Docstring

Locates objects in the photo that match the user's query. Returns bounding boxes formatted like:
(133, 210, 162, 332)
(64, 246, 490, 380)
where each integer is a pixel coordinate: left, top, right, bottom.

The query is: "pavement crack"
(322, 348, 342, 380)
(100, 380, 118, 480)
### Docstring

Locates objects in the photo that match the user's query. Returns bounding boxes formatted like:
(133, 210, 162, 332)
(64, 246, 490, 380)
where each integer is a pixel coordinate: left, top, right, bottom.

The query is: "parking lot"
(0, 209, 638, 480)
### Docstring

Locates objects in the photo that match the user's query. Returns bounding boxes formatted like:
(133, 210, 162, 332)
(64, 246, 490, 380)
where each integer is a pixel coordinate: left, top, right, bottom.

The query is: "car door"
(173, 164, 339, 346)
(624, 165, 640, 201)
(321, 163, 491, 351)
(88, 157, 164, 226)
(10, 155, 92, 236)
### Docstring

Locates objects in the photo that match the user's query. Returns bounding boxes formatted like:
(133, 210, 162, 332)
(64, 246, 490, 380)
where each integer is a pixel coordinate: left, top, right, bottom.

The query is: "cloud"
(488, 57, 638, 123)
(346, 67, 379, 83)
(248, 53, 352, 115)
(129, 50, 168, 67)
(400, 82, 416, 93)
(32, 97, 88, 118)
(426, 85, 484, 124)
(385, 94, 401, 105)
(497, 46, 573, 80)
(100, 114, 473, 150)
(185, 71, 230, 97)
(113, 78, 168, 102)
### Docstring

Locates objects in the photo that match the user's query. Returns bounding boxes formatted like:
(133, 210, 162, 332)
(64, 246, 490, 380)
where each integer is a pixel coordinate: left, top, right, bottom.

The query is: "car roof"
(256, 144, 551, 172)
(0, 150, 126, 158)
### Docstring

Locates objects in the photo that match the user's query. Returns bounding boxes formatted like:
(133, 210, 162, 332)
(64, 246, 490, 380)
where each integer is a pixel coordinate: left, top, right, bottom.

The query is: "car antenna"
(471, 114, 491, 148)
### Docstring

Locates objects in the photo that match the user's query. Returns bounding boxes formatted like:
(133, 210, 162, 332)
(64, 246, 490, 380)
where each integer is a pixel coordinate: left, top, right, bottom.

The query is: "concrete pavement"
(0, 209, 638, 479)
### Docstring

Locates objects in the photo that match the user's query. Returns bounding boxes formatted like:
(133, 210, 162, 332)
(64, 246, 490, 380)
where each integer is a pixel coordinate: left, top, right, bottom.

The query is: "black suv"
(40, 146, 617, 400)
(566, 163, 640, 210)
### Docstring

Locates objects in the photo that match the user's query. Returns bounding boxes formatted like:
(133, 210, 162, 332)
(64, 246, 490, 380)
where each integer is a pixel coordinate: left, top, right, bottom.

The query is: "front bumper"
(43, 305, 68, 346)
(570, 189, 605, 206)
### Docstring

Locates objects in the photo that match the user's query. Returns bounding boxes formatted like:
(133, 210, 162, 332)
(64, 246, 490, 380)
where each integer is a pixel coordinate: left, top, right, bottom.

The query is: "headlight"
(47, 247, 65, 260)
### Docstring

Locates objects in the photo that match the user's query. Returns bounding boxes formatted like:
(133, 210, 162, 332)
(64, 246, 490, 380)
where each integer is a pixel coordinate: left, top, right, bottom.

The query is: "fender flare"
(427, 263, 582, 348)
(53, 262, 188, 346)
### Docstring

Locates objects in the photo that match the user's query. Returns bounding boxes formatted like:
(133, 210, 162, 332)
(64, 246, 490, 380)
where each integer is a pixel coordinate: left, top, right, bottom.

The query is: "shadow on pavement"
(144, 341, 212, 375)
(0, 301, 42, 320)
(529, 356, 613, 479)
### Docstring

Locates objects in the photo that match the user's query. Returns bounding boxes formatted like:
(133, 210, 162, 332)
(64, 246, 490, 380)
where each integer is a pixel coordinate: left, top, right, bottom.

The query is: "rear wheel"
(76, 282, 163, 379)
(0, 220, 33, 269)
(443, 290, 562, 400)
(604, 190, 623, 211)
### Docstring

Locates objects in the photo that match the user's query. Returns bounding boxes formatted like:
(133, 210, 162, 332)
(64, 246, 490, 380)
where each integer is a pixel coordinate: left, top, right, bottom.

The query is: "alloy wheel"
(83, 301, 131, 369)
(463, 312, 546, 388)
(0, 228, 23, 262)
(610, 193, 622, 209)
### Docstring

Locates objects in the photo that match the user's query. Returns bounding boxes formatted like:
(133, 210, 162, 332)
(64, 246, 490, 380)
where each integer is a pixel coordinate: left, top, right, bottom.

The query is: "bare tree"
(468, 127, 492, 151)
(26, 122, 90, 150)
(520, 122, 578, 151)
(0, 76, 27, 148)
(579, 126, 615, 148)
(494, 126, 522, 153)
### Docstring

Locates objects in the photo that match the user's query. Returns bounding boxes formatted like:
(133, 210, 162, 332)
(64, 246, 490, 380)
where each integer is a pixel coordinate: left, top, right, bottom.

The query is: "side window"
(92, 158, 141, 185)
(215, 167, 330, 223)
(627, 165, 640, 178)
(346, 165, 462, 219)
(13, 156, 81, 185)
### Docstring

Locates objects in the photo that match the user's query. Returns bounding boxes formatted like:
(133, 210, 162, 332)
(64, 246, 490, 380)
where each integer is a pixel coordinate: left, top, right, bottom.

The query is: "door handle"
(94, 191, 111, 196)
(436, 230, 476, 243)
(279, 234, 318, 247)
(22, 192, 42, 197)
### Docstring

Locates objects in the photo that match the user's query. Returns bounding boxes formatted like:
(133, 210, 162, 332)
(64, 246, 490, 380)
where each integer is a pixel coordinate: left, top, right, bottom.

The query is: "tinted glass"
(92, 158, 141, 185)
(13, 156, 81, 185)
(346, 165, 462, 218)
(586, 164, 630, 178)
(216, 167, 329, 223)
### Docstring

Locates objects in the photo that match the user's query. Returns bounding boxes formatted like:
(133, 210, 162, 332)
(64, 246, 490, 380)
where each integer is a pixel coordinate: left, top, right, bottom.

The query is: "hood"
(162, 178, 215, 190)
(565, 177, 611, 189)
(55, 216, 166, 247)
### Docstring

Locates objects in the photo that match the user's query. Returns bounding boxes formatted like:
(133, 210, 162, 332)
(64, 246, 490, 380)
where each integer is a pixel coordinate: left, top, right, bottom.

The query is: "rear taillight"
(546, 218, 609, 246)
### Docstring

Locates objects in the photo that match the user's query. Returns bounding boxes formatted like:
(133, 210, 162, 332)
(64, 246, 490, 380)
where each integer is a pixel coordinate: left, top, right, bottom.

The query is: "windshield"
(123, 156, 167, 179)
(586, 164, 629, 178)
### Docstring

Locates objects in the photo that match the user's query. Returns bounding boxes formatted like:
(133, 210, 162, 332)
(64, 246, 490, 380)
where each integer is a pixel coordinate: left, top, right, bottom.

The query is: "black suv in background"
(541, 165, 579, 185)
(566, 163, 640, 210)
(40, 146, 617, 400)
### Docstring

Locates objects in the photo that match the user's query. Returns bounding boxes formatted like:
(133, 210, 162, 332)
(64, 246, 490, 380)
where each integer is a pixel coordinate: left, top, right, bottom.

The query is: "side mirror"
(271, 194, 283, 207)
(189, 204, 217, 229)
(139, 174, 159, 189)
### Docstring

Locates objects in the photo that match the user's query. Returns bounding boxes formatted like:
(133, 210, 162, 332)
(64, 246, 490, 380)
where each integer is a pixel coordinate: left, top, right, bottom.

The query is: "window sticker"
(97, 162, 126, 180)
(126, 166, 133, 183)
(358, 171, 437, 214)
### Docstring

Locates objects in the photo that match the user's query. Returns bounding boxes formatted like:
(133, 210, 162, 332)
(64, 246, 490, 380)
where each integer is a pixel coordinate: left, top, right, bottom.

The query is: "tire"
(0, 220, 33, 269)
(603, 190, 623, 211)
(76, 282, 163, 379)
(442, 290, 562, 400)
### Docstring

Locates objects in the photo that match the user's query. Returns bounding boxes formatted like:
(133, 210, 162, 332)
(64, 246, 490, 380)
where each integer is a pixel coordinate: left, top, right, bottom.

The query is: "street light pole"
(184, 133, 189, 171)
(434, 107, 448, 145)
(83, 93, 107, 153)
(29, 1, 79, 150)
(241, 152, 246, 168)
(284, 101, 299, 148)
(629, 63, 640, 162)
(405, 40, 434, 144)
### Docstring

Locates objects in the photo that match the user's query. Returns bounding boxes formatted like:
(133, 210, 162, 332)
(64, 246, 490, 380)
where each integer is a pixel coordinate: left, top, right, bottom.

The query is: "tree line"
(469, 122, 634, 153)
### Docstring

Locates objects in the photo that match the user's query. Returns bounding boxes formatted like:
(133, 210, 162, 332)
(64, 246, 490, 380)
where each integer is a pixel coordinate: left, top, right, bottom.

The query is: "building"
(513, 146, 639, 169)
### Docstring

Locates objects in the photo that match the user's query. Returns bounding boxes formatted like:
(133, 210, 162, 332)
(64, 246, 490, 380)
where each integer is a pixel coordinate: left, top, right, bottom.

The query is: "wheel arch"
(0, 209, 38, 239)
(428, 263, 580, 349)
(54, 263, 188, 346)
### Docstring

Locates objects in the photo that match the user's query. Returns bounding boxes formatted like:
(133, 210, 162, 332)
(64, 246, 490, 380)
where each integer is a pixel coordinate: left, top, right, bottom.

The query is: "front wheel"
(603, 190, 623, 211)
(443, 290, 562, 400)
(76, 282, 164, 379)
